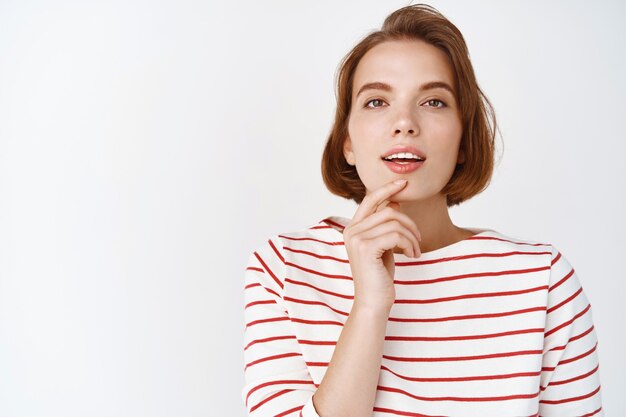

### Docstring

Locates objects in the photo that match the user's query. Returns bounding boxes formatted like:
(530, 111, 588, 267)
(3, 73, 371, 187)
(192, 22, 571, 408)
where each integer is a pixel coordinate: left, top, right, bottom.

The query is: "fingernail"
(394, 179, 407, 185)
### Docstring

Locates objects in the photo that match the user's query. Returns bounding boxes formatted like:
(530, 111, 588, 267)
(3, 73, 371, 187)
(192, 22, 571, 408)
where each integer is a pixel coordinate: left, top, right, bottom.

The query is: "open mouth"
(381, 156, 425, 174)
(381, 156, 424, 164)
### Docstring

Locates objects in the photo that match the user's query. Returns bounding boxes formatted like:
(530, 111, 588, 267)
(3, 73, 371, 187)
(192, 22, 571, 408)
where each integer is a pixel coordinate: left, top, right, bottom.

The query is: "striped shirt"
(241, 216, 603, 417)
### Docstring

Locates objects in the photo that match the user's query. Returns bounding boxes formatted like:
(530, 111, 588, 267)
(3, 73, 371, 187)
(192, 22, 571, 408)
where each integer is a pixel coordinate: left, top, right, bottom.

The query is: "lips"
(382, 159, 424, 174)
(381, 145, 426, 160)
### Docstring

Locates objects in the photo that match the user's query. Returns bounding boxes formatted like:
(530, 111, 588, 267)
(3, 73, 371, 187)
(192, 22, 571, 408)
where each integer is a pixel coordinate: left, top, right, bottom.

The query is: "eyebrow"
(355, 81, 455, 99)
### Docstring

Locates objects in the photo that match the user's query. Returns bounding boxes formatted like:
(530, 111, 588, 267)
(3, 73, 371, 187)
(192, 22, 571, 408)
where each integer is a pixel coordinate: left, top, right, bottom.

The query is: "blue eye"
(425, 99, 446, 108)
(365, 99, 386, 108)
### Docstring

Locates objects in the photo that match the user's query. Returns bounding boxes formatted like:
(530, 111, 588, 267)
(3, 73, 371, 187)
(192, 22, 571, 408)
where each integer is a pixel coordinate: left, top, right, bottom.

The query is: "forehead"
(352, 39, 455, 94)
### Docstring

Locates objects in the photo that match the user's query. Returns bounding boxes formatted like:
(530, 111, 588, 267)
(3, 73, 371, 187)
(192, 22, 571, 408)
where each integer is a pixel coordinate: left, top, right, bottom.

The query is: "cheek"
(424, 121, 463, 162)
(348, 113, 369, 138)
(423, 111, 461, 133)
(347, 116, 377, 156)
(427, 115, 461, 140)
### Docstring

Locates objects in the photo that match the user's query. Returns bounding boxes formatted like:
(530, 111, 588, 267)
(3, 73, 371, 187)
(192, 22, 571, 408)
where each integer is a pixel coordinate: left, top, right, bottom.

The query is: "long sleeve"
(241, 235, 321, 417)
(538, 245, 603, 416)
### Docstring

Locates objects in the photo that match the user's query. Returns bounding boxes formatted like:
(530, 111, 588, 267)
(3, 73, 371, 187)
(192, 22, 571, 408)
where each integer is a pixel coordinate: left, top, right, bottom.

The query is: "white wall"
(0, 0, 624, 416)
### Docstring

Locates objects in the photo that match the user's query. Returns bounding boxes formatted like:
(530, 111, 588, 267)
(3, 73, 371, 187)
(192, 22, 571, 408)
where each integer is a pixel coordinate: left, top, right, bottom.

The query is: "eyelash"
(364, 98, 447, 109)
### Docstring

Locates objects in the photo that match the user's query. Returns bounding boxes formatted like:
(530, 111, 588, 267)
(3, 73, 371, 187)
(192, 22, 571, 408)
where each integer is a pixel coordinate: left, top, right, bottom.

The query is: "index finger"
(352, 179, 408, 223)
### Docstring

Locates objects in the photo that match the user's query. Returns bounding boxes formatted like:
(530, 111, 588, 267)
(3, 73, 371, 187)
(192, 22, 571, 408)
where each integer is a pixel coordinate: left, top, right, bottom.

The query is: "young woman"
(242, 4, 602, 417)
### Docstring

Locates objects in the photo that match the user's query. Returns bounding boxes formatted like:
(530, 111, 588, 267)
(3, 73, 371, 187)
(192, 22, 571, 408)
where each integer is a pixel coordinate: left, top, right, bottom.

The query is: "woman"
(242, 4, 602, 416)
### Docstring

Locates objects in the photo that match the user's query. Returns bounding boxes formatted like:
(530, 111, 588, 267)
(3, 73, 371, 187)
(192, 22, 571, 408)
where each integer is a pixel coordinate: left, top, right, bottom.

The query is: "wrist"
(351, 300, 393, 318)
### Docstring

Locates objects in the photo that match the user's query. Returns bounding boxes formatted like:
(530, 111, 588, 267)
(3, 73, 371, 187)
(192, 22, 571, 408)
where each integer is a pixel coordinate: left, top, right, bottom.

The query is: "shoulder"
(465, 228, 554, 258)
(455, 229, 562, 279)
(276, 215, 347, 245)
(483, 230, 581, 285)
(487, 230, 576, 272)
(244, 216, 348, 290)
(247, 215, 347, 264)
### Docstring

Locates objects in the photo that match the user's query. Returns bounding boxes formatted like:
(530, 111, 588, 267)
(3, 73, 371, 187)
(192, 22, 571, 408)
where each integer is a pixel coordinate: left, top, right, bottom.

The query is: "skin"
(344, 38, 475, 253)
(311, 39, 478, 416)
(312, 181, 415, 416)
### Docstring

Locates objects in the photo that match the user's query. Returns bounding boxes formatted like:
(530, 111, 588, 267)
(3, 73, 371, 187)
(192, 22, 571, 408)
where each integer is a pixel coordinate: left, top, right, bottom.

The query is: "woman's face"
(344, 39, 464, 203)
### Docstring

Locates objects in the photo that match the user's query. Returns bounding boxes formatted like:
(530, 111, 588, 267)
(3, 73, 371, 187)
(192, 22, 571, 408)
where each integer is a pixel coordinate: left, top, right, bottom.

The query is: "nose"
(392, 105, 419, 137)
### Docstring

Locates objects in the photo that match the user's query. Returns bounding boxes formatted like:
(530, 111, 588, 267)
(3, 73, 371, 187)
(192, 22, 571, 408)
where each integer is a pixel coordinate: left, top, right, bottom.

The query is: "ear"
(343, 136, 355, 166)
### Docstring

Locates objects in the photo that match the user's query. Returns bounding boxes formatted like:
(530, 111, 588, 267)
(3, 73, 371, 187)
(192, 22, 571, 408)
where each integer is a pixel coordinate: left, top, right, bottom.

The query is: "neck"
(392, 193, 470, 254)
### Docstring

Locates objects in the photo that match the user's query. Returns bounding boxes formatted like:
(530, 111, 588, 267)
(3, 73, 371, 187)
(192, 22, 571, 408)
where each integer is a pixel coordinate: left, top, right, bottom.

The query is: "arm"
(242, 236, 319, 416)
(242, 237, 394, 417)
(538, 245, 603, 416)
(313, 181, 420, 416)
(243, 180, 419, 417)
(311, 302, 391, 416)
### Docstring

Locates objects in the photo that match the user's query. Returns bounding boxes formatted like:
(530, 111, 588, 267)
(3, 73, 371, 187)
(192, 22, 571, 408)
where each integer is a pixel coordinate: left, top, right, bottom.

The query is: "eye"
(424, 99, 446, 108)
(364, 98, 387, 109)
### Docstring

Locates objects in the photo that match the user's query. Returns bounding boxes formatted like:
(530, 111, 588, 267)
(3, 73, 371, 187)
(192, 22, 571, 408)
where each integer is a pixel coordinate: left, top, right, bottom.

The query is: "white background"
(1, 0, 624, 416)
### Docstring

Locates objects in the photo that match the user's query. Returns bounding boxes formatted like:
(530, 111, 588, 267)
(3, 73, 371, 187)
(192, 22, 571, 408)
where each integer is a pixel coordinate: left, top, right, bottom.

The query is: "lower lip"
(382, 159, 425, 174)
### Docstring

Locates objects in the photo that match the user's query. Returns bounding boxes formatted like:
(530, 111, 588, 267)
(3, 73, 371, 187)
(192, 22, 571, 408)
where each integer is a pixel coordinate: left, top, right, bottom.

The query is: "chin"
(390, 188, 442, 204)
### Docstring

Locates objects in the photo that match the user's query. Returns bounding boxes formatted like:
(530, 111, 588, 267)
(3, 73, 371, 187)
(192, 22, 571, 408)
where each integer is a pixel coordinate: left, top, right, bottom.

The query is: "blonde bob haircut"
(321, 4, 497, 207)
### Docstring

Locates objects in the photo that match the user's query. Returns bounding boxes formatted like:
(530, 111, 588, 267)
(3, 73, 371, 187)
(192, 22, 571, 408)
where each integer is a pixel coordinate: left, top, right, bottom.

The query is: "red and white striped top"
(241, 216, 603, 417)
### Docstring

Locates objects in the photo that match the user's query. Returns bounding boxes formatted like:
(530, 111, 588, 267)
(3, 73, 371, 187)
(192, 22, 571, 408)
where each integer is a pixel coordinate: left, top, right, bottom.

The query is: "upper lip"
(381, 145, 426, 160)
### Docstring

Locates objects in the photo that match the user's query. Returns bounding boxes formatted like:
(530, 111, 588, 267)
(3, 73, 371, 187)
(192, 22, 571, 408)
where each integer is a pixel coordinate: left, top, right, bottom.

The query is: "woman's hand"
(342, 179, 422, 311)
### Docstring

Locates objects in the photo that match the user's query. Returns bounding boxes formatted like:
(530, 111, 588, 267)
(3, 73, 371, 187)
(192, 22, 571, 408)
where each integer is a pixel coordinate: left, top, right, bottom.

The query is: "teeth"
(383, 152, 424, 161)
